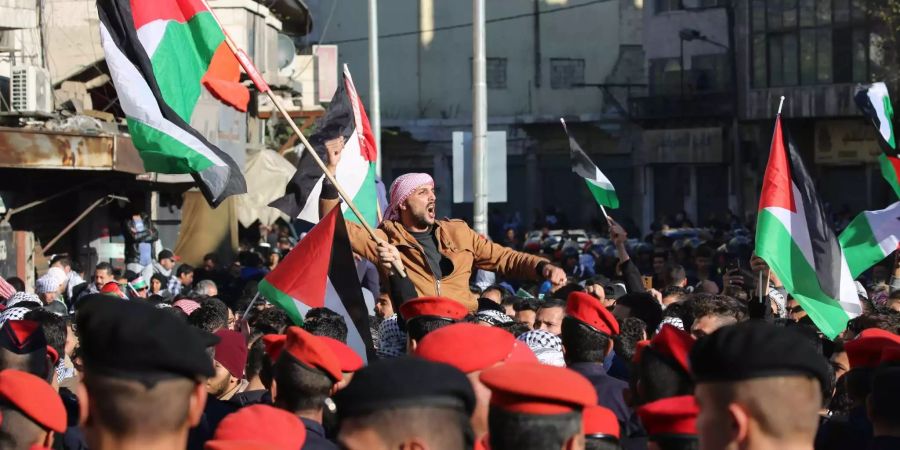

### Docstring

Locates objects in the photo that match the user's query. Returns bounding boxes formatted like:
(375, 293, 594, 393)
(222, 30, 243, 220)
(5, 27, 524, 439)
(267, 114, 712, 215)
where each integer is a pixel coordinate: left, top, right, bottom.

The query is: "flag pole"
(758, 270, 764, 304)
(242, 291, 261, 319)
(200, 0, 406, 277)
(777, 96, 785, 115)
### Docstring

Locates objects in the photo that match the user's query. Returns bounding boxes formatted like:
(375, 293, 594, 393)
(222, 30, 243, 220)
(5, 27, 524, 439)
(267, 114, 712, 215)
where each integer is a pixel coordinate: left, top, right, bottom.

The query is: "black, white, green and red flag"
(855, 82, 900, 199)
(839, 201, 900, 278)
(257, 207, 374, 361)
(560, 119, 619, 209)
(755, 116, 862, 338)
(97, 0, 248, 207)
(269, 65, 379, 226)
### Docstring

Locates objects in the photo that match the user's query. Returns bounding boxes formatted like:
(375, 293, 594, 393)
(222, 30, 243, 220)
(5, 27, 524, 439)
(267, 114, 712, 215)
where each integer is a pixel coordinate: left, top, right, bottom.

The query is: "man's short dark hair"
(341, 406, 470, 450)
(496, 321, 531, 338)
(662, 286, 686, 300)
(203, 253, 219, 264)
(614, 317, 646, 362)
(869, 367, 900, 424)
(690, 294, 747, 322)
(615, 293, 663, 332)
(272, 353, 333, 413)
(634, 349, 694, 405)
(245, 337, 266, 382)
(406, 317, 455, 342)
(488, 408, 581, 450)
(538, 298, 567, 312)
(250, 307, 290, 335)
(552, 284, 584, 301)
(176, 264, 194, 278)
(665, 264, 687, 287)
(514, 299, 540, 313)
(5, 277, 25, 293)
(561, 317, 611, 364)
(51, 255, 72, 268)
(0, 406, 44, 448)
(23, 309, 67, 362)
(501, 296, 522, 310)
(95, 262, 113, 274)
(484, 285, 507, 297)
(187, 298, 229, 333)
(82, 372, 196, 437)
(303, 307, 348, 342)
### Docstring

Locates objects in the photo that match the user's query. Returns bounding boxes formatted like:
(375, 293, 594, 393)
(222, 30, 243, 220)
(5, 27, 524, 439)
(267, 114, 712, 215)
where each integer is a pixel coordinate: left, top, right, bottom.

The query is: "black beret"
(334, 357, 475, 419)
(76, 297, 219, 383)
(689, 321, 829, 389)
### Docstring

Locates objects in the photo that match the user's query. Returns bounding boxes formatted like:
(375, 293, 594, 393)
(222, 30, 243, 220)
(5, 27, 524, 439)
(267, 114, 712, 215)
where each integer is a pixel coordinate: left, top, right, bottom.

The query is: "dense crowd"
(0, 169, 899, 450)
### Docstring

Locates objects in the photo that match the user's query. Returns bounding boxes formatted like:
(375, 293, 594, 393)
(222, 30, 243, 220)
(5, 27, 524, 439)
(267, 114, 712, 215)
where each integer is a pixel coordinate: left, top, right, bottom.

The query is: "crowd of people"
(0, 166, 899, 450)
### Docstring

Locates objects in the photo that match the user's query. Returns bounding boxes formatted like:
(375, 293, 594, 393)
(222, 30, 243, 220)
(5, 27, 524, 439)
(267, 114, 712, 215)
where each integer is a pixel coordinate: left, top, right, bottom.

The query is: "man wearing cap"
(75, 298, 219, 450)
(265, 326, 343, 450)
(632, 325, 695, 406)
(0, 319, 56, 382)
(635, 396, 699, 450)
(480, 362, 597, 450)
(36, 269, 67, 316)
(0, 369, 67, 449)
(204, 404, 307, 450)
(334, 358, 476, 450)
(562, 291, 642, 449)
(690, 322, 829, 450)
(399, 296, 469, 352)
(208, 330, 249, 401)
(321, 151, 566, 312)
(142, 249, 178, 285)
(414, 322, 537, 441)
(583, 405, 622, 450)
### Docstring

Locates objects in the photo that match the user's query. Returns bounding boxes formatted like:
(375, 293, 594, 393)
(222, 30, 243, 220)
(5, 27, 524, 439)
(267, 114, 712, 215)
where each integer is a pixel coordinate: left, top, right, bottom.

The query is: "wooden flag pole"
(202, 1, 405, 277)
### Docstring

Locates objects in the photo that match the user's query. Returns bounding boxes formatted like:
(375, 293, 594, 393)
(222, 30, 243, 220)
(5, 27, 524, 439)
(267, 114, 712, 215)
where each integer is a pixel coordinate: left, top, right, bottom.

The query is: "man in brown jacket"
(320, 144, 565, 311)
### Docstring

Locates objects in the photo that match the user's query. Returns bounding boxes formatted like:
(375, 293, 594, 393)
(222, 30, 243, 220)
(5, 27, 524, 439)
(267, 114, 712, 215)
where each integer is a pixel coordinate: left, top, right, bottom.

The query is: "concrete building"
(319, 0, 645, 235)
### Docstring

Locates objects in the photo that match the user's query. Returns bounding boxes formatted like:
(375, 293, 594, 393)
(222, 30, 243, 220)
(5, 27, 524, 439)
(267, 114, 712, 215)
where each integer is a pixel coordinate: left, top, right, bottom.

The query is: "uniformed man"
(334, 357, 475, 450)
(204, 404, 307, 450)
(0, 319, 57, 381)
(398, 296, 469, 352)
(583, 405, 622, 450)
(0, 369, 66, 450)
(320, 149, 566, 312)
(867, 367, 900, 450)
(75, 298, 219, 450)
(480, 362, 597, 450)
(631, 325, 695, 406)
(414, 322, 537, 440)
(264, 326, 343, 450)
(690, 322, 829, 450)
(635, 396, 699, 450)
(561, 292, 643, 449)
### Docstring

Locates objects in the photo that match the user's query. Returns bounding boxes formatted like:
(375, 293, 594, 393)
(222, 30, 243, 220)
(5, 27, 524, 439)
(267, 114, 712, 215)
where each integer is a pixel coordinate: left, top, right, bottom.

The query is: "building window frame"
(550, 58, 586, 90)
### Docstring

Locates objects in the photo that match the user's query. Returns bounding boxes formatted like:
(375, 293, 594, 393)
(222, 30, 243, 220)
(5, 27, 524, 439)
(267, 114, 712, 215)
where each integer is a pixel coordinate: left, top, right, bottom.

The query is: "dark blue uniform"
(301, 417, 338, 450)
(569, 362, 647, 450)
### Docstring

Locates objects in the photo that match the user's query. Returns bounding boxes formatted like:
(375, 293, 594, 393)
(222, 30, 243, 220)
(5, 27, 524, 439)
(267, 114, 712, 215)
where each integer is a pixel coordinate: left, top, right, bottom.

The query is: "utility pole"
(472, 0, 488, 235)
(368, 0, 382, 176)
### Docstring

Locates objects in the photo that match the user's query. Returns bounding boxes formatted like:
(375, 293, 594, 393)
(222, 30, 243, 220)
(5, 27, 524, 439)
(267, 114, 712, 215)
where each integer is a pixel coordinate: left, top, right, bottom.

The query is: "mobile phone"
(726, 258, 741, 274)
(641, 275, 653, 290)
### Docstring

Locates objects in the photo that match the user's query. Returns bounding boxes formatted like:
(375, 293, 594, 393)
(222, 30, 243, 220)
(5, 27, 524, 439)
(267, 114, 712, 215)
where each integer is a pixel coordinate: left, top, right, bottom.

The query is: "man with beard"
(320, 150, 566, 312)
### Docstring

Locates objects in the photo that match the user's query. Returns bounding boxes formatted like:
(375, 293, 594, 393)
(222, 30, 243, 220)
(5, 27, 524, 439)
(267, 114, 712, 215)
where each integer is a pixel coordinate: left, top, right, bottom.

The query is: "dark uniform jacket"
(301, 417, 338, 450)
(569, 362, 647, 450)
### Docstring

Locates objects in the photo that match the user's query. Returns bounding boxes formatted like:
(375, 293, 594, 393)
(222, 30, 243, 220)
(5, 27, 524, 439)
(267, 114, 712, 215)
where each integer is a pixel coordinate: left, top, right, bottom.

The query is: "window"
(751, 0, 872, 88)
(550, 58, 585, 89)
(471, 57, 506, 90)
(649, 58, 681, 95)
(655, 0, 680, 13)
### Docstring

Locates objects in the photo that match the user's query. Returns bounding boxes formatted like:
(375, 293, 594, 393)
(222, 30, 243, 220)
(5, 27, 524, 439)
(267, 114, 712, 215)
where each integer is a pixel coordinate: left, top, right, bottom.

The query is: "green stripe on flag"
(258, 279, 304, 326)
(839, 212, 890, 279)
(150, 12, 223, 121)
(345, 163, 379, 227)
(585, 178, 619, 209)
(882, 94, 896, 150)
(757, 210, 851, 339)
(127, 119, 215, 173)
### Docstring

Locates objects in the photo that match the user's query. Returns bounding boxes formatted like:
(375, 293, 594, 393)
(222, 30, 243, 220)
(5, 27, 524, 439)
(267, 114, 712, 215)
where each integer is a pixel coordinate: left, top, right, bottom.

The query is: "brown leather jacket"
(344, 218, 547, 311)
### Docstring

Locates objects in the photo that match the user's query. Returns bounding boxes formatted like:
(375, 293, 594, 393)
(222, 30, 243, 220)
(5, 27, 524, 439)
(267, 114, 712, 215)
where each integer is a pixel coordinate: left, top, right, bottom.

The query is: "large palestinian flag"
(97, 0, 248, 207)
(560, 119, 619, 209)
(854, 82, 900, 199)
(755, 116, 862, 338)
(839, 201, 900, 278)
(269, 65, 379, 226)
(258, 207, 374, 361)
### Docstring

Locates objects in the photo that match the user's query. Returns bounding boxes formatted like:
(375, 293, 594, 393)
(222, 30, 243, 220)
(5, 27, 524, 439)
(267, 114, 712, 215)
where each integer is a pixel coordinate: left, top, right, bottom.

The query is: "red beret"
(205, 404, 306, 450)
(319, 336, 364, 373)
(566, 292, 619, 336)
(0, 320, 58, 365)
(262, 334, 286, 363)
(845, 328, 900, 369)
(632, 340, 651, 364)
(214, 330, 248, 379)
(648, 325, 695, 374)
(881, 345, 900, 365)
(415, 323, 535, 373)
(281, 326, 343, 382)
(0, 369, 66, 433)
(583, 405, 620, 439)
(400, 297, 468, 322)
(479, 362, 597, 415)
(636, 395, 698, 437)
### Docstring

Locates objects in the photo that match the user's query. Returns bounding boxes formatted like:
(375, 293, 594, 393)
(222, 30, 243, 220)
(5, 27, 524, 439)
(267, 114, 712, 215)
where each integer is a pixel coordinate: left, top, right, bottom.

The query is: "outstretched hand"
(543, 264, 567, 287)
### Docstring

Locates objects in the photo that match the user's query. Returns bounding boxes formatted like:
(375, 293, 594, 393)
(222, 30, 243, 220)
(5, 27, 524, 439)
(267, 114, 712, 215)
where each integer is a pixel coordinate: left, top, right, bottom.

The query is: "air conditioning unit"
(10, 65, 53, 113)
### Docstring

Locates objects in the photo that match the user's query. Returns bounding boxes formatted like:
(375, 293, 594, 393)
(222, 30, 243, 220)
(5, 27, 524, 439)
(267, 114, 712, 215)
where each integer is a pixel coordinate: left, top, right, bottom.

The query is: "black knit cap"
(689, 321, 829, 389)
(76, 296, 219, 384)
(334, 357, 475, 419)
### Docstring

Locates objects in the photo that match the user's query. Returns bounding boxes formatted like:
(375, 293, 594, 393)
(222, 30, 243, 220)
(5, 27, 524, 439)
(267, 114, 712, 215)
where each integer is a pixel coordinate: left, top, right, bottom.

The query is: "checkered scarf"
(386, 173, 434, 221)
(0, 306, 31, 329)
(517, 330, 565, 367)
(476, 309, 513, 326)
(376, 315, 407, 359)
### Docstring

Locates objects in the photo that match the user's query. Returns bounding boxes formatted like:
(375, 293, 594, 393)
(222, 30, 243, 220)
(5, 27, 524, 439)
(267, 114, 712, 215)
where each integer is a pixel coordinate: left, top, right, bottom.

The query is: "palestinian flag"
(755, 115, 862, 339)
(258, 207, 374, 361)
(560, 119, 619, 209)
(97, 0, 249, 207)
(854, 82, 900, 199)
(269, 65, 379, 226)
(839, 201, 900, 278)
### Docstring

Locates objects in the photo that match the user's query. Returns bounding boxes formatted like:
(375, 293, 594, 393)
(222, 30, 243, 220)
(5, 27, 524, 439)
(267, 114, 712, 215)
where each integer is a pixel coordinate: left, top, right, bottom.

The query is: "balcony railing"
(628, 91, 735, 120)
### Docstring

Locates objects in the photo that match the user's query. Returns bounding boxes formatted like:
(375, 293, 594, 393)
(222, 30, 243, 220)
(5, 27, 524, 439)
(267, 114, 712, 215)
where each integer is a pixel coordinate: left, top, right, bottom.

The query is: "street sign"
(452, 131, 507, 203)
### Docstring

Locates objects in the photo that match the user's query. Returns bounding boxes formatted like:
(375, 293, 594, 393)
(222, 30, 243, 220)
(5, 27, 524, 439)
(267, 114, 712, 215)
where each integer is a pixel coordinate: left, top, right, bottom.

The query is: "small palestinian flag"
(270, 65, 379, 226)
(97, 0, 248, 207)
(755, 115, 862, 339)
(560, 119, 619, 209)
(854, 82, 900, 199)
(839, 201, 900, 278)
(258, 207, 374, 361)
